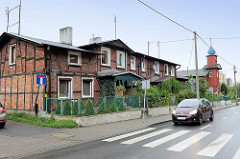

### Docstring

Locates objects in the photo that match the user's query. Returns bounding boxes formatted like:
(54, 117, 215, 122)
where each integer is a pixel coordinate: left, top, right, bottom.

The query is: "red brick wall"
(0, 38, 45, 110)
(206, 69, 219, 96)
(207, 55, 217, 66)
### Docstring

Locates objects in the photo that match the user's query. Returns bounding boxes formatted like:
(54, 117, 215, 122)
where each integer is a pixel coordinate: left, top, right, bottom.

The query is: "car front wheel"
(198, 115, 203, 125)
(209, 112, 214, 121)
(0, 122, 6, 128)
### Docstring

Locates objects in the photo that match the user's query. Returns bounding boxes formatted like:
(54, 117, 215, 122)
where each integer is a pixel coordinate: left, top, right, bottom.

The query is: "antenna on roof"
(114, 15, 117, 39)
(6, 0, 21, 35)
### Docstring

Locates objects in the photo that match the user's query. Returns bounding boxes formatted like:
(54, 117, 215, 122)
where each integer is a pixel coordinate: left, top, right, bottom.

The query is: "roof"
(203, 64, 222, 70)
(80, 39, 134, 53)
(97, 70, 143, 79)
(177, 69, 209, 77)
(135, 52, 180, 66)
(80, 39, 180, 66)
(150, 76, 169, 83)
(0, 32, 100, 54)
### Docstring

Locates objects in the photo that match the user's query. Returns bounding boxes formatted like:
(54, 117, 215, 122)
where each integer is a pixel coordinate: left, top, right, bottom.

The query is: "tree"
(199, 77, 209, 98)
(220, 83, 228, 96)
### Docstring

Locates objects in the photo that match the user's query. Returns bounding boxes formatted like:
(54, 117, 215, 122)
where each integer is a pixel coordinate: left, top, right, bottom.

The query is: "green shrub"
(85, 99, 96, 115)
(177, 89, 197, 103)
(63, 99, 71, 115)
(118, 102, 125, 111)
(108, 102, 117, 113)
(204, 91, 212, 101)
(80, 100, 85, 115)
(56, 103, 61, 115)
(98, 100, 106, 114)
(72, 102, 79, 115)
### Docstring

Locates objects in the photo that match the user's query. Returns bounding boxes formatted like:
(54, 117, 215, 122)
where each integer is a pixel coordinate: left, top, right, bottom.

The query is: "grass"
(7, 112, 78, 128)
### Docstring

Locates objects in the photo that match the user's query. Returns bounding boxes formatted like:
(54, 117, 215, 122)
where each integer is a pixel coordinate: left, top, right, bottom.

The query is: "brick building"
(0, 27, 180, 111)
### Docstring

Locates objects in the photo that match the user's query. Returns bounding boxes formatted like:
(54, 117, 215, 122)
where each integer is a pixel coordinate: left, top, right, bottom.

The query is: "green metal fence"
(45, 96, 149, 116)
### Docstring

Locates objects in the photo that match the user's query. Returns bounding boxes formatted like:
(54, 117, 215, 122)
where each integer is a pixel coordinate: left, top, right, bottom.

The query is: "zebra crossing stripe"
(121, 129, 172, 145)
(102, 128, 155, 142)
(167, 131, 211, 152)
(197, 133, 233, 157)
(142, 130, 191, 148)
(233, 147, 240, 159)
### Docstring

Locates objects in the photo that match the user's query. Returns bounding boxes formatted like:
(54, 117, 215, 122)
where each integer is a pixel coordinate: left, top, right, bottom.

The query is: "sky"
(0, 0, 240, 82)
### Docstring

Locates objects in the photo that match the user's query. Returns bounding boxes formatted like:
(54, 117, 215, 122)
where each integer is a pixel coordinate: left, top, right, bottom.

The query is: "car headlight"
(172, 110, 176, 115)
(189, 109, 197, 115)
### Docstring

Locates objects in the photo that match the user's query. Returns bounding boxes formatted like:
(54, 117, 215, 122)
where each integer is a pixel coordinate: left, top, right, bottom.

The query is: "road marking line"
(167, 131, 211, 152)
(222, 117, 228, 120)
(197, 133, 233, 157)
(142, 130, 191, 148)
(102, 128, 155, 142)
(200, 125, 211, 130)
(121, 128, 172, 145)
(233, 147, 240, 159)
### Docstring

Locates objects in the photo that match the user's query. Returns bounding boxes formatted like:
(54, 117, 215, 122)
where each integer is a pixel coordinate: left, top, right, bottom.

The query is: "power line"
(197, 33, 233, 67)
(137, 0, 194, 33)
(187, 39, 194, 68)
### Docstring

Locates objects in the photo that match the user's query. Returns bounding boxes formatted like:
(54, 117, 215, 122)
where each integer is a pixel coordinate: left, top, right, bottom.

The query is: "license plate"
(177, 117, 186, 120)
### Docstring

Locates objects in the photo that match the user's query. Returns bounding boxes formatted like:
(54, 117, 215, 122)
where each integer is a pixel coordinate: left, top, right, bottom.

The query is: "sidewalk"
(0, 103, 237, 159)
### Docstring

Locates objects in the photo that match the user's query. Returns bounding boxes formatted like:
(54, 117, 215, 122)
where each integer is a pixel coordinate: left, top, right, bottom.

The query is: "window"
(164, 64, 169, 76)
(171, 66, 175, 77)
(82, 78, 94, 98)
(153, 62, 159, 74)
(209, 72, 212, 77)
(130, 56, 136, 70)
(142, 59, 146, 72)
(58, 77, 73, 98)
(117, 50, 125, 68)
(68, 51, 82, 66)
(9, 44, 16, 65)
(101, 47, 111, 66)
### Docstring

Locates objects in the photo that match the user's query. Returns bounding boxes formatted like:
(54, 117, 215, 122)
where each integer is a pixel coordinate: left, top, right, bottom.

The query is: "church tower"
(204, 46, 222, 96)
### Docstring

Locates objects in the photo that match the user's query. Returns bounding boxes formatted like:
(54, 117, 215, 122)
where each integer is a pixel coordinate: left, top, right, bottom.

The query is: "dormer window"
(153, 62, 159, 74)
(101, 47, 111, 66)
(68, 51, 82, 66)
(130, 56, 136, 70)
(9, 44, 16, 65)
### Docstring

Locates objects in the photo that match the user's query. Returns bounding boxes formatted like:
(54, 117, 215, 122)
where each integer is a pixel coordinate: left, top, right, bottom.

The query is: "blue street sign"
(36, 74, 46, 85)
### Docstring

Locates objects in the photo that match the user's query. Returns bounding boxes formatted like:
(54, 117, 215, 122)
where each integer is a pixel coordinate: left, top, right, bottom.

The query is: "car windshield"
(177, 99, 199, 108)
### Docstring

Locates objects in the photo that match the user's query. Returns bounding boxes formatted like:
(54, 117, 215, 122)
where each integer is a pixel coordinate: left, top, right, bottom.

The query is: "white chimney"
(89, 37, 102, 44)
(60, 27, 72, 45)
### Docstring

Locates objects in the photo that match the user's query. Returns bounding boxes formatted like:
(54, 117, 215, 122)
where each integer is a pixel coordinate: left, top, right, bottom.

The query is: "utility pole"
(147, 41, 150, 56)
(157, 41, 160, 58)
(18, 0, 22, 35)
(114, 15, 116, 39)
(194, 32, 200, 99)
(234, 65, 238, 105)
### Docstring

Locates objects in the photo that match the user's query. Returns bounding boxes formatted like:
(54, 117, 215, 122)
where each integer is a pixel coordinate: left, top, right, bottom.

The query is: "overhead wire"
(187, 39, 194, 68)
(137, 0, 194, 33)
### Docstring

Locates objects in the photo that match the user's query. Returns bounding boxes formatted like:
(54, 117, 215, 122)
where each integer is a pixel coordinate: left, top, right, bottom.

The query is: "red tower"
(204, 46, 222, 96)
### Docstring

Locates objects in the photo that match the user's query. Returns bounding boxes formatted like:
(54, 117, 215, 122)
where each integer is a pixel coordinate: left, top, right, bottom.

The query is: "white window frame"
(101, 47, 111, 66)
(142, 59, 146, 72)
(153, 61, 159, 74)
(82, 77, 94, 98)
(9, 44, 16, 65)
(171, 66, 175, 77)
(130, 56, 136, 70)
(209, 72, 213, 77)
(164, 64, 169, 76)
(68, 50, 82, 66)
(58, 76, 73, 99)
(117, 50, 125, 68)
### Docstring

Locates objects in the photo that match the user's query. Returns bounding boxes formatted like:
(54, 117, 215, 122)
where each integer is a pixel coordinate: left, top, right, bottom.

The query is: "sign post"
(142, 79, 150, 123)
(36, 74, 46, 119)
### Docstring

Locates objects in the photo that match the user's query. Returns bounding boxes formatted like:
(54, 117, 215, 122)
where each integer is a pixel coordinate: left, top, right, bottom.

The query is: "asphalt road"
(24, 106, 240, 159)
